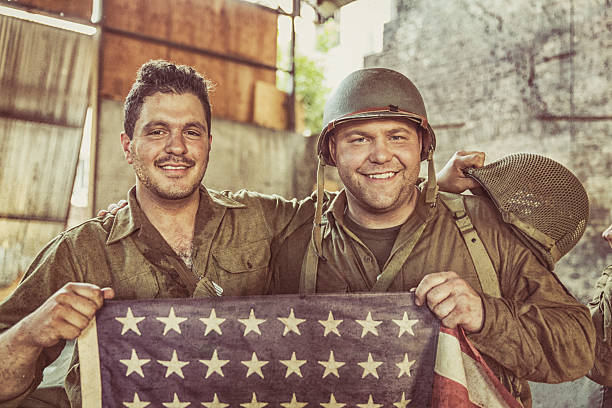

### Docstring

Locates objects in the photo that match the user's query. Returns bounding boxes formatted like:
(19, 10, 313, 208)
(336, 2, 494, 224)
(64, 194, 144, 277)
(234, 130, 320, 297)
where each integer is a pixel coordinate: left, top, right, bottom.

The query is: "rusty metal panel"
(0, 14, 95, 287)
(6, 0, 92, 21)
(0, 118, 82, 220)
(0, 15, 94, 127)
(103, 0, 277, 67)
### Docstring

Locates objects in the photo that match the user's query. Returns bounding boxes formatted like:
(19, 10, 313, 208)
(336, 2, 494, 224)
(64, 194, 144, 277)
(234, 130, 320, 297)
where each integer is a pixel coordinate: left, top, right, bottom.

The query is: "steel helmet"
(317, 68, 436, 166)
(466, 153, 590, 271)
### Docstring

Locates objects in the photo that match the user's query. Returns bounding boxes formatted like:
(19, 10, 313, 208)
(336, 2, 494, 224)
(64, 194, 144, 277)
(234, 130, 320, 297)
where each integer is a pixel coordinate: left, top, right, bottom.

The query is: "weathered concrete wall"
(366, 0, 610, 405)
(93, 99, 316, 213)
(366, 0, 611, 302)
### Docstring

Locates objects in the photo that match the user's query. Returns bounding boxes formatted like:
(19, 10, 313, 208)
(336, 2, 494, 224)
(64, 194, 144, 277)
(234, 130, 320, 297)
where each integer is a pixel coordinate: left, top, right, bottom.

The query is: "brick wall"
(366, 0, 611, 301)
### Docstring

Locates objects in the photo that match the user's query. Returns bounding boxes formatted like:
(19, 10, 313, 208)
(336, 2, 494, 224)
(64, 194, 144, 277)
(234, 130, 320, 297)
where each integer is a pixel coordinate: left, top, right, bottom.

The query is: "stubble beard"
(340, 164, 420, 214)
(131, 150, 206, 201)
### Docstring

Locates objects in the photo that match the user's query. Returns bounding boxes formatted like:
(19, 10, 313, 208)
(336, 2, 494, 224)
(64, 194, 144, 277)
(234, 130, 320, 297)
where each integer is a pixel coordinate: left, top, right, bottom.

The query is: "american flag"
(78, 293, 519, 407)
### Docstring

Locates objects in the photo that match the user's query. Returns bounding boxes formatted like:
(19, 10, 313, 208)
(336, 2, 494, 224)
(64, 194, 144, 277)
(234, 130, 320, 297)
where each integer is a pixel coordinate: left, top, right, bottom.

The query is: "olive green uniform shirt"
(588, 265, 612, 387)
(0, 185, 314, 407)
(272, 189, 596, 408)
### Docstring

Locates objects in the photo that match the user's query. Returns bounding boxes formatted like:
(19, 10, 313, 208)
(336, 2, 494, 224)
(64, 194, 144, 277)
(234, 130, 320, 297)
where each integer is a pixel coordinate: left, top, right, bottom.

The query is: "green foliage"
(315, 20, 339, 53)
(277, 17, 336, 135)
(294, 54, 329, 135)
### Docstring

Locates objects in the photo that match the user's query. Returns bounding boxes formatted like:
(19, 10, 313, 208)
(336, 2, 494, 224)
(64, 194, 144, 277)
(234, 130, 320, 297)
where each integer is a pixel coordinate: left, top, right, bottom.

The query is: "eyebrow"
(387, 127, 417, 135)
(184, 121, 207, 132)
(340, 126, 416, 138)
(142, 121, 208, 132)
(142, 121, 168, 132)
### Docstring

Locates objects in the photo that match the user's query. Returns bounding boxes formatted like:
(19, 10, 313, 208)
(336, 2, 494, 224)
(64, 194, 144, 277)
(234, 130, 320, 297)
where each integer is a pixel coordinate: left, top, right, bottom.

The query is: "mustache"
(154, 155, 195, 167)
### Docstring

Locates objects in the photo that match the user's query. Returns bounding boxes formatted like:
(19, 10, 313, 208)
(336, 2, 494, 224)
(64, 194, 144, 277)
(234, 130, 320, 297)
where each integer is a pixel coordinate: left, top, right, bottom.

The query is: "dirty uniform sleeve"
(0, 235, 82, 407)
(467, 234, 596, 383)
(588, 265, 612, 386)
(255, 192, 317, 243)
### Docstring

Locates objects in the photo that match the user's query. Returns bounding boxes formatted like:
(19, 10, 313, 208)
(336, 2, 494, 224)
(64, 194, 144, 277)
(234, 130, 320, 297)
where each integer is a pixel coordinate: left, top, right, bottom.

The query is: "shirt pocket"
(212, 241, 271, 296)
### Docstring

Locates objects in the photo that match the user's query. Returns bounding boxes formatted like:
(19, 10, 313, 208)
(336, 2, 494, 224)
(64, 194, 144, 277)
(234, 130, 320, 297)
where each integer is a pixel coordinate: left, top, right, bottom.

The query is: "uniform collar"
(106, 185, 246, 245)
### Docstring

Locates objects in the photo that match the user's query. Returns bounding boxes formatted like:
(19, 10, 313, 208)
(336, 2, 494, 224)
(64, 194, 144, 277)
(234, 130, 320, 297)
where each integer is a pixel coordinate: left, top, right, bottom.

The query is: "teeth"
(368, 172, 395, 179)
(162, 165, 187, 170)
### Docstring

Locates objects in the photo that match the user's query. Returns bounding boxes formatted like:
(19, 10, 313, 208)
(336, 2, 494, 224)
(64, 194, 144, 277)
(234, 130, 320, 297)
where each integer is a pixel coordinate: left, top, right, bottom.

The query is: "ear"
(120, 132, 133, 164)
(328, 133, 337, 166)
(208, 133, 213, 152)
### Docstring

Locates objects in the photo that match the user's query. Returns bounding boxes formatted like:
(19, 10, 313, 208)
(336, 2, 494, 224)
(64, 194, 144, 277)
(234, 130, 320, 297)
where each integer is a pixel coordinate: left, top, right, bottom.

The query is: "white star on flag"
(393, 392, 412, 408)
(321, 394, 346, 408)
(202, 393, 229, 408)
(277, 308, 306, 336)
(396, 353, 415, 378)
(162, 393, 190, 408)
(357, 395, 383, 408)
(280, 393, 307, 408)
(157, 350, 189, 378)
(240, 393, 268, 408)
(358, 353, 383, 379)
(119, 349, 150, 377)
(241, 352, 269, 378)
(238, 309, 266, 336)
(318, 350, 345, 378)
(115, 307, 145, 335)
(199, 349, 230, 378)
(318, 311, 343, 337)
(123, 393, 150, 408)
(280, 351, 307, 378)
(393, 312, 419, 337)
(199, 308, 226, 335)
(156, 307, 187, 335)
(356, 312, 382, 338)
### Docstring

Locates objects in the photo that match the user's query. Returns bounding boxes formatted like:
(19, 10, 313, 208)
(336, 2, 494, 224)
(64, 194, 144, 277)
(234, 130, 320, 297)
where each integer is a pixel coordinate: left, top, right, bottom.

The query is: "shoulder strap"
(300, 234, 320, 294)
(439, 192, 501, 298)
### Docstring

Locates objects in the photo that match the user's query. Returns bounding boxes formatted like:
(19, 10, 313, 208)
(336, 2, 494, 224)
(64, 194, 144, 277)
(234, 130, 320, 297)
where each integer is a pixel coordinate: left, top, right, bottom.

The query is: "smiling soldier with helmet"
(291, 67, 595, 408)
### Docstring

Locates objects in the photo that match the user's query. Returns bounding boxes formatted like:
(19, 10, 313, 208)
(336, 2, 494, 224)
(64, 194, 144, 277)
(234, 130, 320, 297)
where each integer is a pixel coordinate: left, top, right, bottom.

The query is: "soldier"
(279, 67, 596, 408)
(588, 223, 612, 390)
(0, 60, 318, 406)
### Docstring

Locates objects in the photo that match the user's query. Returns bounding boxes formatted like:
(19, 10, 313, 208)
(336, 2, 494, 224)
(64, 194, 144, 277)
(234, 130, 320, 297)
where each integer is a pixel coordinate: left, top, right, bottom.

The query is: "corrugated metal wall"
(0, 14, 94, 287)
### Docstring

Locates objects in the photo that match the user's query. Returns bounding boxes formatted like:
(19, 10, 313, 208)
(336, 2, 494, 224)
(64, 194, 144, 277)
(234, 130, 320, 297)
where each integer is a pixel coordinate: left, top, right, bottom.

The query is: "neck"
(135, 184, 200, 239)
(346, 186, 419, 229)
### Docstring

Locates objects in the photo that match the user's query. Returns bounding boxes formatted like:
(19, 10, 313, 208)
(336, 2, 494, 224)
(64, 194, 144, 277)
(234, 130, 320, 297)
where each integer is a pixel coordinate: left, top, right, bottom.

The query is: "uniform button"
(247, 260, 253, 269)
(364, 256, 372, 263)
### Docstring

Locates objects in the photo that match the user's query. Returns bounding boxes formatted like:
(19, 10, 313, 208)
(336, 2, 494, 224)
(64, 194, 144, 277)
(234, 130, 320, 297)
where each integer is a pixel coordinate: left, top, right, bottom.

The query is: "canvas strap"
(439, 192, 501, 298)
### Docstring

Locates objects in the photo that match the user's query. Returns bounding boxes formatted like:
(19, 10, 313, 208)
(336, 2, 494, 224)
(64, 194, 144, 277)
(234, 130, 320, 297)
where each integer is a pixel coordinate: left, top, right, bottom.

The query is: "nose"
(164, 130, 187, 155)
(369, 138, 393, 164)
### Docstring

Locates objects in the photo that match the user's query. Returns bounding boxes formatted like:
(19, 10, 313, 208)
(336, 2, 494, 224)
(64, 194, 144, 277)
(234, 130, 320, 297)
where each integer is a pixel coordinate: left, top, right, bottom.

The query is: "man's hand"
(603, 223, 612, 249)
(97, 199, 127, 217)
(18, 283, 114, 348)
(414, 271, 484, 333)
(437, 150, 485, 194)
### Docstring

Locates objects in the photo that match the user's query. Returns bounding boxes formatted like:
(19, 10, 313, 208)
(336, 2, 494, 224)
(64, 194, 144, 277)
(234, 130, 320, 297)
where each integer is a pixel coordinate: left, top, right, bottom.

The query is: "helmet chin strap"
(425, 147, 439, 206)
(313, 154, 326, 259)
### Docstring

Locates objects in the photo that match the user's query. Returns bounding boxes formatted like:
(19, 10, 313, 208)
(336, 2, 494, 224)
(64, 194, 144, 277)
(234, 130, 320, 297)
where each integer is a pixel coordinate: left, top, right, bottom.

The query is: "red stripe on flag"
(434, 327, 522, 408)
(432, 373, 481, 408)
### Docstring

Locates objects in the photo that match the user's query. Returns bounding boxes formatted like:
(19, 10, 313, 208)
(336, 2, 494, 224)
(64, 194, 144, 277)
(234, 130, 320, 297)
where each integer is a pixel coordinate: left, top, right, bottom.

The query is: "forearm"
(0, 322, 44, 401)
(469, 295, 595, 383)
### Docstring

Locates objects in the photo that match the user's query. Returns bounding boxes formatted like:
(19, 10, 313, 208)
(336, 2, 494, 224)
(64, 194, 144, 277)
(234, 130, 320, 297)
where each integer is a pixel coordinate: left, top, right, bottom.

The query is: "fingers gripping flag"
(78, 293, 519, 407)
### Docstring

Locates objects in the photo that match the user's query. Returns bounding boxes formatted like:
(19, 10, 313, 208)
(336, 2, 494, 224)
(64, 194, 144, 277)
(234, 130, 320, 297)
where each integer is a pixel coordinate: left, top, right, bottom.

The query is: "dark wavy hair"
(123, 60, 214, 139)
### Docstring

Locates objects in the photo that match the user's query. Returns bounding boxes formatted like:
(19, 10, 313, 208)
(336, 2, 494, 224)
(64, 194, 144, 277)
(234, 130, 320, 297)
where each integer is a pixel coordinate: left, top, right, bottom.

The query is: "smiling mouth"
(160, 164, 190, 170)
(365, 171, 397, 180)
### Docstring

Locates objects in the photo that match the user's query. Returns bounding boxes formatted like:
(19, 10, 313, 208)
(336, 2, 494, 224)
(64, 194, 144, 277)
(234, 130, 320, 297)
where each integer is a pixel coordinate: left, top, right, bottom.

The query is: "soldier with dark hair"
(0, 60, 317, 406)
